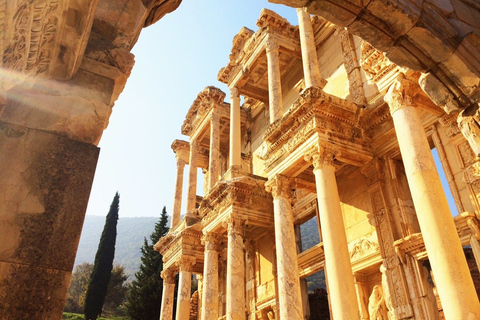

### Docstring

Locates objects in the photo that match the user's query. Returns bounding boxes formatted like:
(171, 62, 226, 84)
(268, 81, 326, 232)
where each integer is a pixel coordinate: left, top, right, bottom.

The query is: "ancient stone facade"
(156, 8, 480, 320)
(0, 1, 181, 319)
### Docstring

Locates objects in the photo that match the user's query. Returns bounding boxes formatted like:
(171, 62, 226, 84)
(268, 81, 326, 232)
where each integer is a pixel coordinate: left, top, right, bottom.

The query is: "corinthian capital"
(176, 256, 196, 272)
(304, 145, 339, 170)
(384, 74, 418, 114)
(265, 174, 292, 199)
(265, 38, 279, 54)
(225, 216, 246, 236)
(230, 86, 239, 98)
(161, 269, 176, 284)
(202, 232, 221, 251)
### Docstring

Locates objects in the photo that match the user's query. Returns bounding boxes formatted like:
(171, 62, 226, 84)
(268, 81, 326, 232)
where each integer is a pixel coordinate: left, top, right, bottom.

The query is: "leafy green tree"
(65, 262, 93, 313)
(65, 263, 129, 315)
(84, 192, 120, 320)
(125, 206, 169, 320)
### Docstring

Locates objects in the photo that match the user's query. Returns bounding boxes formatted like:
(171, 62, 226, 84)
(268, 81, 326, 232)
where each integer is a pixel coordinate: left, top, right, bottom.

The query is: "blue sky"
(85, 1, 458, 219)
(85, 1, 298, 218)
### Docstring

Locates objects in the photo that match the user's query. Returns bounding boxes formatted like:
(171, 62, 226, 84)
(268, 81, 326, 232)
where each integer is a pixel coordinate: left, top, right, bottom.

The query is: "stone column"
(229, 87, 242, 168)
(296, 8, 322, 88)
(265, 175, 303, 320)
(175, 257, 195, 320)
(172, 157, 186, 229)
(385, 74, 480, 320)
(305, 147, 360, 320)
(209, 111, 221, 190)
(201, 232, 220, 320)
(226, 217, 246, 320)
(186, 140, 199, 219)
(160, 270, 176, 320)
(265, 38, 283, 123)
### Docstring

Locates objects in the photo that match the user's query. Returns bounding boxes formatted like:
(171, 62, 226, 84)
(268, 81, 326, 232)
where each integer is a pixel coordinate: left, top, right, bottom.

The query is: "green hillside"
(74, 216, 159, 277)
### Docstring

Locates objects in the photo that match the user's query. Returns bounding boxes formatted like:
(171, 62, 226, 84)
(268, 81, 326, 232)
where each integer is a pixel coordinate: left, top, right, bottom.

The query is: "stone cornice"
(181, 86, 227, 136)
(256, 9, 298, 37)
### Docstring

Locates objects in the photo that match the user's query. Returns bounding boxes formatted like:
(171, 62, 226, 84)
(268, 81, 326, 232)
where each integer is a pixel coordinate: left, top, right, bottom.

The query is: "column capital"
(265, 174, 292, 199)
(304, 145, 339, 170)
(384, 74, 418, 115)
(161, 269, 176, 284)
(225, 216, 246, 236)
(176, 256, 196, 272)
(265, 38, 279, 54)
(202, 231, 221, 250)
(230, 86, 239, 98)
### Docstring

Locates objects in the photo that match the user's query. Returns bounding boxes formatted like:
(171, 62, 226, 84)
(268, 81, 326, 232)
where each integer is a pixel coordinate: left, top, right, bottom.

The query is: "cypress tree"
(84, 192, 120, 320)
(125, 206, 170, 320)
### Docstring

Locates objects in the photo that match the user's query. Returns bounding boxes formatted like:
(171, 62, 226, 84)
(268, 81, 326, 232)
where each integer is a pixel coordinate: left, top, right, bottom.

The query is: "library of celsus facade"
(155, 8, 480, 320)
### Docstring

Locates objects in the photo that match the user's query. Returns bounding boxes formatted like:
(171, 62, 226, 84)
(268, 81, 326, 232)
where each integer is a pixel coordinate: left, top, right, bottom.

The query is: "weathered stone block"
(419, 72, 462, 113)
(0, 122, 99, 271)
(269, 0, 311, 7)
(307, 0, 363, 28)
(348, 12, 395, 52)
(385, 38, 431, 72)
(0, 262, 71, 320)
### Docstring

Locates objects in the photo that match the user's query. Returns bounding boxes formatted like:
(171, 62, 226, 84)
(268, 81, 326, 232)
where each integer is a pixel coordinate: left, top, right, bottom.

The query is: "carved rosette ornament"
(304, 145, 339, 170)
(161, 269, 176, 285)
(265, 174, 291, 199)
(384, 74, 418, 115)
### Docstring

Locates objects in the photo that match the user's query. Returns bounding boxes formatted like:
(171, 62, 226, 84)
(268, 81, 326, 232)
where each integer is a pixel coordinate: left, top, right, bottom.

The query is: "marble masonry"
(1, 0, 480, 319)
(155, 6, 480, 320)
(0, 0, 181, 319)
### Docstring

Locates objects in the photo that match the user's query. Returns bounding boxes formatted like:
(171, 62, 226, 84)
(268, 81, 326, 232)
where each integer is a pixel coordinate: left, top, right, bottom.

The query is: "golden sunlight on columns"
(306, 147, 360, 320)
(226, 217, 246, 320)
(297, 8, 322, 88)
(266, 38, 283, 123)
(229, 87, 242, 168)
(265, 175, 303, 320)
(172, 156, 185, 229)
(201, 232, 220, 320)
(175, 258, 195, 320)
(186, 140, 198, 217)
(209, 111, 221, 189)
(385, 74, 480, 320)
(160, 270, 176, 320)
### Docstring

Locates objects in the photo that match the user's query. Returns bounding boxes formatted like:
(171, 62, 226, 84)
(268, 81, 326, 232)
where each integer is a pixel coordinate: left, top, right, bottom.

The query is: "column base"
(223, 165, 247, 180)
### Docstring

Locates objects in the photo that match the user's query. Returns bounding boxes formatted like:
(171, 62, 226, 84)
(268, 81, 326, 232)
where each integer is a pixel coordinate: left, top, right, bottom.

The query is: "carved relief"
(349, 237, 380, 260)
(340, 30, 367, 106)
(265, 174, 291, 200)
(384, 74, 418, 114)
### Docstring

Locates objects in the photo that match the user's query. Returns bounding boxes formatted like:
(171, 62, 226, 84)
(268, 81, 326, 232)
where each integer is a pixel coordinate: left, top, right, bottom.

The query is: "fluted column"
(229, 87, 242, 168)
(226, 217, 246, 320)
(172, 157, 186, 229)
(265, 175, 303, 320)
(385, 74, 480, 320)
(209, 111, 221, 190)
(305, 147, 360, 320)
(297, 8, 322, 88)
(186, 140, 199, 216)
(266, 39, 283, 123)
(201, 232, 220, 320)
(160, 270, 176, 320)
(175, 257, 195, 320)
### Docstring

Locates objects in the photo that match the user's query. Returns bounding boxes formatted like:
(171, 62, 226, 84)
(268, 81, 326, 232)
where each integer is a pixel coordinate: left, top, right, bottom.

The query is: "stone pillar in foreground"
(209, 111, 221, 190)
(175, 257, 195, 320)
(0, 123, 99, 320)
(385, 74, 480, 320)
(172, 156, 186, 229)
(265, 175, 303, 320)
(226, 217, 246, 320)
(186, 140, 199, 220)
(229, 87, 242, 169)
(297, 8, 322, 88)
(265, 38, 283, 123)
(160, 270, 176, 320)
(306, 147, 360, 320)
(201, 232, 220, 320)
